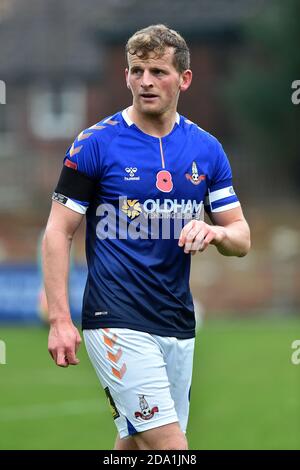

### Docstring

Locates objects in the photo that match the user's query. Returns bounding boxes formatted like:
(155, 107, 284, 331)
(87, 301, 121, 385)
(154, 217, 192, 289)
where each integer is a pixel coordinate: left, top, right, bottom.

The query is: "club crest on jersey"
(134, 395, 159, 421)
(185, 162, 206, 185)
(124, 167, 140, 181)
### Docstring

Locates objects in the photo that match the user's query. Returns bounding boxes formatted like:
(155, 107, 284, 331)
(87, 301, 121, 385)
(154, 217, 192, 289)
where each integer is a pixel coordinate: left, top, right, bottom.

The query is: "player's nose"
(141, 70, 153, 88)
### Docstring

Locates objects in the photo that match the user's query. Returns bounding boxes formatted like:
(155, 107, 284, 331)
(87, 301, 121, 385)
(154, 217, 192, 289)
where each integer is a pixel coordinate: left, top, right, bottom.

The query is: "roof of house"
(0, 0, 105, 82)
(0, 0, 270, 81)
(96, 0, 271, 42)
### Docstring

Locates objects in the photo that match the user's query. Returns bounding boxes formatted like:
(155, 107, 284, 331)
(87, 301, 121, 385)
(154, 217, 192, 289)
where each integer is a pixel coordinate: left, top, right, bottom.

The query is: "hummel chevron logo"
(69, 142, 83, 157)
(112, 363, 127, 379)
(107, 347, 123, 363)
(102, 329, 127, 380)
(89, 124, 106, 130)
(77, 130, 93, 141)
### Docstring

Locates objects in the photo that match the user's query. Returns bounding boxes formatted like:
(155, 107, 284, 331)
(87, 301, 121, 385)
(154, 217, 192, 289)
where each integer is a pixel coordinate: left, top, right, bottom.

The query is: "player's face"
(126, 47, 192, 118)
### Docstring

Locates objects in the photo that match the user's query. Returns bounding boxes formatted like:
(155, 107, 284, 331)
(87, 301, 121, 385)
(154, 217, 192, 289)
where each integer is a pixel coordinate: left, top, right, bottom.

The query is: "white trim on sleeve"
(52, 193, 88, 214)
(64, 198, 88, 214)
(211, 201, 240, 213)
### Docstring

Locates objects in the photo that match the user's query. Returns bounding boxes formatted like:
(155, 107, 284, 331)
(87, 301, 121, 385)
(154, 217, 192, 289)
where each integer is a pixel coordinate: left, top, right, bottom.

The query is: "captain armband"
(52, 165, 97, 214)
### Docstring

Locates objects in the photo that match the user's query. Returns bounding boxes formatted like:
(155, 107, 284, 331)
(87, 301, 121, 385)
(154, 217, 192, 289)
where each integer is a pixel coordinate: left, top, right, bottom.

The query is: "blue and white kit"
(53, 108, 240, 438)
(53, 108, 240, 339)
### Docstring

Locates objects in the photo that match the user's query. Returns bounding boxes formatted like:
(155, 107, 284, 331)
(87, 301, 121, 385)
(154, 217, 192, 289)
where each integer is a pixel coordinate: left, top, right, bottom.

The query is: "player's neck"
(127, 106, 177, 138)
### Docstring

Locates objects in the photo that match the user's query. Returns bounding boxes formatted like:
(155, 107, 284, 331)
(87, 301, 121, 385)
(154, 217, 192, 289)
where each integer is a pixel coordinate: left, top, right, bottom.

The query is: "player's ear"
(125, 68, 130, 90)
(179, 69, 192, 92)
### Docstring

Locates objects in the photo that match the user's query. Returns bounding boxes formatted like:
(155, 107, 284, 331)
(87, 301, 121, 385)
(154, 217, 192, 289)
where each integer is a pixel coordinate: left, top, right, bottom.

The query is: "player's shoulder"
(180, 115, 221, 149)
(74, 111, 124, 146)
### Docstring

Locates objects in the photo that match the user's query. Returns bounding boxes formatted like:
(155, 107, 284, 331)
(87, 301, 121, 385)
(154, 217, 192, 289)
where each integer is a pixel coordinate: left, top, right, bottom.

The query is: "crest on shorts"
(185, 161, 206, 185)
(134, 395, 159, 421)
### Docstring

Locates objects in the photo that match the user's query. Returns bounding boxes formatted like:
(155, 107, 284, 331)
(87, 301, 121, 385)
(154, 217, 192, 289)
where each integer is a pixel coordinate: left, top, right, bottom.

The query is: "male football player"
(43, 24, 250, 450)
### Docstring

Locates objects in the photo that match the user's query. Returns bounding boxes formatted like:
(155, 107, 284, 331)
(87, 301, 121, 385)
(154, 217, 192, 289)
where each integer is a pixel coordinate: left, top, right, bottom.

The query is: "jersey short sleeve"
(52, 129, 101, 214)
(205, 140, 240, 213)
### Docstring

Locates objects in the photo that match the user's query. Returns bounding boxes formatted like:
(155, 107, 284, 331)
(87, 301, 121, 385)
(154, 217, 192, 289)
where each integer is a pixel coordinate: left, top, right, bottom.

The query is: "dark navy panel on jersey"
(53, 110, 240, 338)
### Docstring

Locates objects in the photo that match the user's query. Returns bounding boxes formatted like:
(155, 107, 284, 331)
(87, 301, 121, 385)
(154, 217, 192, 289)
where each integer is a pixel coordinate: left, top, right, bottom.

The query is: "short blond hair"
(126, 24, 190, 73)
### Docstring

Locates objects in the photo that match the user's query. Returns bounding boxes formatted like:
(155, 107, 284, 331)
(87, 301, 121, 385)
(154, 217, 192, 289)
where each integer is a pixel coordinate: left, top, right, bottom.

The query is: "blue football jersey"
(53, 109, 240, 338)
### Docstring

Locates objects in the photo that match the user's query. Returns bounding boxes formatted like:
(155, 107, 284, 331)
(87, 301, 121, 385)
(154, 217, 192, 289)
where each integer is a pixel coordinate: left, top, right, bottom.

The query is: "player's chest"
(99, 137, 209, 202)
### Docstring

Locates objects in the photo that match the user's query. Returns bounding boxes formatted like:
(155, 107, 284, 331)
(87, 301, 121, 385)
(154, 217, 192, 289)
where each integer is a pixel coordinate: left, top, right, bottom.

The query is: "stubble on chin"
(137, 101, 167, 118)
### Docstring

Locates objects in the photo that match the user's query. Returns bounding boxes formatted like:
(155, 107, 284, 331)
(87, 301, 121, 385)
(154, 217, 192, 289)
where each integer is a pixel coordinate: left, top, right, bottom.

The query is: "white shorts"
(83, 328, 195, 439)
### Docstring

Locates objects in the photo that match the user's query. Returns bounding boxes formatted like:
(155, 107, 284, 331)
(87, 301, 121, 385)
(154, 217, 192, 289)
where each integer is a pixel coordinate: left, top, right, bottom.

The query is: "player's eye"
(131, 68, 143, 75)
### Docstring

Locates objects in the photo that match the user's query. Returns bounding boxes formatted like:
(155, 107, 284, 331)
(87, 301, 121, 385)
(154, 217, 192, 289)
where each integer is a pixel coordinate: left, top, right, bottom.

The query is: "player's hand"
(178, 219, 226, 255)
(48, 319, 82, 367)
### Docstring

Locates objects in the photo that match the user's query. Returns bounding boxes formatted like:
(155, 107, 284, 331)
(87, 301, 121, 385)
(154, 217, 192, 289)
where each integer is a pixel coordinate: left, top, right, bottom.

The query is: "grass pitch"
(0, 317, 299, 450)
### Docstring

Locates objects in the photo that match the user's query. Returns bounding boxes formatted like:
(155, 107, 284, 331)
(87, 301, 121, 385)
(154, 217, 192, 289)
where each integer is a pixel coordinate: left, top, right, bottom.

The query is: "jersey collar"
(122, 108, 180, 127)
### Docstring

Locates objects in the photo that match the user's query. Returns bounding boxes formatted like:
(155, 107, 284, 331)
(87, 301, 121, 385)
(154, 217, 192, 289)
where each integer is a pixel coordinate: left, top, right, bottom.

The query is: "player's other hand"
(48, 319, 82, 367)
(178, 219, 225, 255)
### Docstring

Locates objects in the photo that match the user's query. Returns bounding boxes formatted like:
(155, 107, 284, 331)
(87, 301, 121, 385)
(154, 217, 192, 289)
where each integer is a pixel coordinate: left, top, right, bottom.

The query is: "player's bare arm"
(178, 206, 250, 257)
(42, 201, 83, 367)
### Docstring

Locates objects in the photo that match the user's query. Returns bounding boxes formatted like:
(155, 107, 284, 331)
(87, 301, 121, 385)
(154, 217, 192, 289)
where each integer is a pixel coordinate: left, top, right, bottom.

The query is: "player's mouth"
(140, 93, 159, 101)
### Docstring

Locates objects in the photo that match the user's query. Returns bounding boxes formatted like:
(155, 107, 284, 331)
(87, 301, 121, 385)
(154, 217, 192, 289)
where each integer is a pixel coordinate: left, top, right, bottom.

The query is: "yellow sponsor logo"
(121, 199, 142, 219)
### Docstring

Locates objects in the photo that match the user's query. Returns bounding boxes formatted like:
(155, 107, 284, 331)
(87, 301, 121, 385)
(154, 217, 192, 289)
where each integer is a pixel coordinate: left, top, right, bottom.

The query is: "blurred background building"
(0, 0, 299, 322)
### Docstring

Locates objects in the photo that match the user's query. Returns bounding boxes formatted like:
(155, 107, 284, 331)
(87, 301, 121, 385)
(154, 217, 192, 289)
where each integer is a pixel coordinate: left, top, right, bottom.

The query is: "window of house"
(29, 84, 86, 139)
